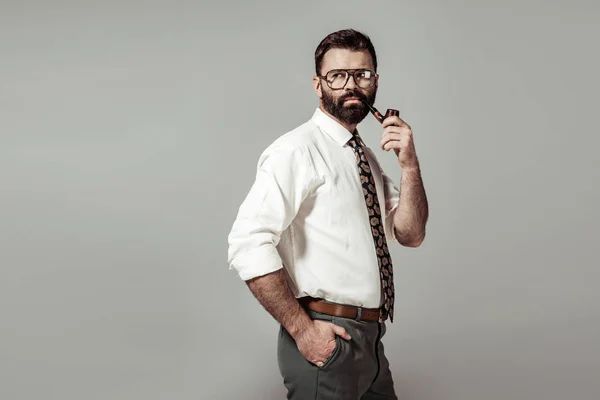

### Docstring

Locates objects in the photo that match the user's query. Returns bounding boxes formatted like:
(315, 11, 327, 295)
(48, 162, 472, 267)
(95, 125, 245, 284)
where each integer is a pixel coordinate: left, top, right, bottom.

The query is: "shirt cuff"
(385, 206, 399, 243)
(229, 244, 284, 281)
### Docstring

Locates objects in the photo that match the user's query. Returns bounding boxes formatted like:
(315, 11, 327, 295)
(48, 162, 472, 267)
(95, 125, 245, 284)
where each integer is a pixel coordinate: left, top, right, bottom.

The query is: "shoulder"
(258, 120, 321, 167)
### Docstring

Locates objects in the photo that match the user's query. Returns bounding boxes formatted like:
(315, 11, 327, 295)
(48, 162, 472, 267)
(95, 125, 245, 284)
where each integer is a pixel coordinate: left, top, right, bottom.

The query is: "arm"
(228, 142, 350, 365)
(228, 142, 315, 295)
(392, 165, 428, 247)
(245, 267, 350, 367)
(245, 269, 313, 338)
(228, 144, 313, 335)
(380, 116, 429, 247)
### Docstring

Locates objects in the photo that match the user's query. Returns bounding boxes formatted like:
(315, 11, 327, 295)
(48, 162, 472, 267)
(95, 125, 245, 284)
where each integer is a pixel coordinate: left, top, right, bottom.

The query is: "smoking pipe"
(360, 99, 399, 124)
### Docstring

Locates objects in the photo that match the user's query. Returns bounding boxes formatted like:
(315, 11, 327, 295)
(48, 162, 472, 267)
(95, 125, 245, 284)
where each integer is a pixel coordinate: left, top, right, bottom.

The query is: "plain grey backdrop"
(1, 1, 598, 399)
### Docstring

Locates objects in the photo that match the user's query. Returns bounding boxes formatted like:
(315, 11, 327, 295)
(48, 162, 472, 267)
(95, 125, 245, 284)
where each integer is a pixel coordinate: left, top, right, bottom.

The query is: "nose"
(344, 75, 357, 90)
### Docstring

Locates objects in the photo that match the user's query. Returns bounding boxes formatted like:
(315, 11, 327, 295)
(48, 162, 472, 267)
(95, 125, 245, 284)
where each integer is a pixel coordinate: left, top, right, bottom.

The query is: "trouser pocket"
(318, 333, 343, 369)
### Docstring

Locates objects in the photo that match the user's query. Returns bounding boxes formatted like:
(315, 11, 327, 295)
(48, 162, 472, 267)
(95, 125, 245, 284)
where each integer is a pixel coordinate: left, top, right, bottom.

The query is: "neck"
(318, 105, 357, 134)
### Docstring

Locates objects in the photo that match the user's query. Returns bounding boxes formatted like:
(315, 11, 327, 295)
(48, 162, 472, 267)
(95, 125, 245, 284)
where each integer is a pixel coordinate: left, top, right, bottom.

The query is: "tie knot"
(347, 135, 363, 150)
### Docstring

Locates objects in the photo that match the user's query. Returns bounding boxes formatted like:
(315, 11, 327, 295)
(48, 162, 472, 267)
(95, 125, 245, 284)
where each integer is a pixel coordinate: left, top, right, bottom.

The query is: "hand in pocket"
(293, 319, 351, 367)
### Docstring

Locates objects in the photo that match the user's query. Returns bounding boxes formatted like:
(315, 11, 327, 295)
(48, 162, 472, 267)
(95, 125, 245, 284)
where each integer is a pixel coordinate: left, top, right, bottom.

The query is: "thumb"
(330, 323, 351, 340)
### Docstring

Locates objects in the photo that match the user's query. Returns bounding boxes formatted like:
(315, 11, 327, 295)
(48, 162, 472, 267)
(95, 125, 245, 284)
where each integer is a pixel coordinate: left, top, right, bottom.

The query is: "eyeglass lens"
(326, 69, 375, 89)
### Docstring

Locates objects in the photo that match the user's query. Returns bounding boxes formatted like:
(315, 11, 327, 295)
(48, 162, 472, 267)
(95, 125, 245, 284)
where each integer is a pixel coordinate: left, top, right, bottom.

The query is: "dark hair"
(314, 29, 377, 76)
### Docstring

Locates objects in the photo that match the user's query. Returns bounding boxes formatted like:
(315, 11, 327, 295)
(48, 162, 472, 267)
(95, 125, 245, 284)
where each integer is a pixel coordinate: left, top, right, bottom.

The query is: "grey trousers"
(277, 310, 398, 400)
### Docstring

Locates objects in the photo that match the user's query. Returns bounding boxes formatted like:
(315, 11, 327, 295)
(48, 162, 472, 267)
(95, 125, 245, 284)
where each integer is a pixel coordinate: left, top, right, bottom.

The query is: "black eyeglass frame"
(317, 68, 378, 90)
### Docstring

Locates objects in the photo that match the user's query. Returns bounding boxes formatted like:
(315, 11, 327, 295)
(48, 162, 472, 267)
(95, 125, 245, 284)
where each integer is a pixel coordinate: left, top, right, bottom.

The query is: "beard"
(321, 88, 377, 126)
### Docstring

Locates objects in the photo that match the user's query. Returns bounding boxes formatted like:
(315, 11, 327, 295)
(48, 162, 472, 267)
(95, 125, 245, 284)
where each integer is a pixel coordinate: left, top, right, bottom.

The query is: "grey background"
(1, 1, 598, 399)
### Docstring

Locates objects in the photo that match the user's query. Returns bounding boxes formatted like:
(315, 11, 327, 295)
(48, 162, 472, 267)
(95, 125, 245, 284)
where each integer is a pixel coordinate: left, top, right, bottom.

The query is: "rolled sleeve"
(229, 244, 284, 281)
(227, 142, 316, 281)
(381, 167, 401, 243)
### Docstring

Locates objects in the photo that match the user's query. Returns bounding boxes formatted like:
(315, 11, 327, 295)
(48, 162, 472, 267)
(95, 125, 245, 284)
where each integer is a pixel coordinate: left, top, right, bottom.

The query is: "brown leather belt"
(298, 297, 385, 322)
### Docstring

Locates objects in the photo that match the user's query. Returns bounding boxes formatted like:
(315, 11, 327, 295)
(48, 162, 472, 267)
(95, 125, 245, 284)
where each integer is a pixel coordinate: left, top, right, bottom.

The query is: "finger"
(382, 116, 410, 129)
(381, 116, 402, 128)
(383, 141, 401, 152)
(382, 126, 406, 136)
(331, 324, 351, 340)
(381, 132, 404, 143)
(383, 125, 411, 136)
(382, 130, 411, 147)
(381, 134, 403, 150)
(382, 131, 412, 145)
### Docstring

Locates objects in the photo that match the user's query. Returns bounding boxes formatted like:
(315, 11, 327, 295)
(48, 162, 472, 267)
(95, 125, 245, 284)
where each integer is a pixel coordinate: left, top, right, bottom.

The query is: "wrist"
(286, 310, 314, 339)
(401, 164, 420, 173)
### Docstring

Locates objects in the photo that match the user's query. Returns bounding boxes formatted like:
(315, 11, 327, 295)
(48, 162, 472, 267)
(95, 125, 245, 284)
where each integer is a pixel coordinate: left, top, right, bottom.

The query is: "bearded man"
(227, 28, 429, 399)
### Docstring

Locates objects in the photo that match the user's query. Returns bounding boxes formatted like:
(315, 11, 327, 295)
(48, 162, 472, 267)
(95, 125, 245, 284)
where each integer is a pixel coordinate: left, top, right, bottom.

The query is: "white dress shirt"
(227, 107, 400, 308)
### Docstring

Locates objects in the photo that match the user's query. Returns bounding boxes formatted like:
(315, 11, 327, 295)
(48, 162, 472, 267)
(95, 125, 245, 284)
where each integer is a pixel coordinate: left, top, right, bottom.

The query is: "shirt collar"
(311, 107, 356, 147)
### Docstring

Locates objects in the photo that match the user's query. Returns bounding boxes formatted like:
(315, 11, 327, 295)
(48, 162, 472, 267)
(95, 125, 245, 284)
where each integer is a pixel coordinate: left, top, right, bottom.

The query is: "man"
(227, 29, 428, 399)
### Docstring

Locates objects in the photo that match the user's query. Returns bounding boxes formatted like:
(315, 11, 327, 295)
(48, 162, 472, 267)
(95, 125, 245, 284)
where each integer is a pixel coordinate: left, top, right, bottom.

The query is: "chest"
(309, 145, 387, 224)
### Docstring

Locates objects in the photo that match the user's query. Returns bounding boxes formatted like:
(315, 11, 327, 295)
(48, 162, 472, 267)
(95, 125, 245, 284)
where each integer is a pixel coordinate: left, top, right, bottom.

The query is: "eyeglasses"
(317, 68, 377, 90)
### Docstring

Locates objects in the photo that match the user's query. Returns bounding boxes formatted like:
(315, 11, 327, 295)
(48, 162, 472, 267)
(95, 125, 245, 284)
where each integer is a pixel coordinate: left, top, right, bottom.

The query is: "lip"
(344, 97, 362, 102)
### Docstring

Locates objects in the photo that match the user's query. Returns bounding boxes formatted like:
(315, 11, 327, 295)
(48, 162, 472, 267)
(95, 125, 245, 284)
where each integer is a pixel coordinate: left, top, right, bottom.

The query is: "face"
(314, 49, 378, 126)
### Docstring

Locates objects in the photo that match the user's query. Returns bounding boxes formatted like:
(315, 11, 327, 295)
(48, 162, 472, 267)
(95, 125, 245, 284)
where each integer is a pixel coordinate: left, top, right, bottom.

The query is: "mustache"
(339, 92, 367, 102)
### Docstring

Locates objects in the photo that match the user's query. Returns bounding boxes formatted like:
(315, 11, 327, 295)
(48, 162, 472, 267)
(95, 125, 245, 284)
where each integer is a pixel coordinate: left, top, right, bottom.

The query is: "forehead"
(320, 48, 374, 73)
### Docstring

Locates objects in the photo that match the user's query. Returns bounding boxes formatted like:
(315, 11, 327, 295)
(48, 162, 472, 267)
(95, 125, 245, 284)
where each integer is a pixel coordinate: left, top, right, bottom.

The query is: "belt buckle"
(355, 306, 363, 322)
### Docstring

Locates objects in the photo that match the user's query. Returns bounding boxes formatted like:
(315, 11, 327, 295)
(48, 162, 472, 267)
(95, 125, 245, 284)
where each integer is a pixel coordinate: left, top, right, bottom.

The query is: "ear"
(312, 76, 323, 99)
(375, 74, 379, 90)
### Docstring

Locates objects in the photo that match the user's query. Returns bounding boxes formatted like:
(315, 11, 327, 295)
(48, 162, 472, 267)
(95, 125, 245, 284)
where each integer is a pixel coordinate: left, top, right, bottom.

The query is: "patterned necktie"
(347, 135, 395, 323)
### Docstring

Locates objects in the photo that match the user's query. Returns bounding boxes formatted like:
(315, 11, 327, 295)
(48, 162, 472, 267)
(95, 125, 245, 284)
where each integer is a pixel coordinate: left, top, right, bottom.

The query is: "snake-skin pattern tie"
(347, 135, 394, 323)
